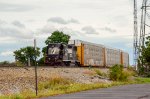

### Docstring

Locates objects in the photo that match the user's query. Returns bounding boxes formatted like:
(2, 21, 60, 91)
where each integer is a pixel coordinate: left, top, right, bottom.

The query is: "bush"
(119, 70, 131, 81)
(109, 64, 131, 81)
(16, 61, 25, 66)
(109, 64, 123, 81)
(38, 75, 72, 90)
(94, 69, 102, 76)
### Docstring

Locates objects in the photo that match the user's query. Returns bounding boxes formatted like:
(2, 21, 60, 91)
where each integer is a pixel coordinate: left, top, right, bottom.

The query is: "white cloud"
(82, 26, 99, 34)
(100, 27, 117, 33)
(12, 21, 25, 28)
(0, 20, 33, 40)
(48, 17, 79, 24)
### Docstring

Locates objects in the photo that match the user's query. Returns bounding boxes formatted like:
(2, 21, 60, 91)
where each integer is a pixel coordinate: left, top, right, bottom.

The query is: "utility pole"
(34, 39, 38, 96)
(133, 0, 139, 70)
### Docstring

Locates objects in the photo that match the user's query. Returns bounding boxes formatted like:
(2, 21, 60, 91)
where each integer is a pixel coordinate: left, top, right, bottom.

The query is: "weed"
(94, 69, 102, 76)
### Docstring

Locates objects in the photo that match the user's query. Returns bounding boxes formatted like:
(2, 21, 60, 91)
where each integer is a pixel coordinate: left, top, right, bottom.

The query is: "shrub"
(119, 70, 131, 81)
(109, 64, 131, 81)
(16, 61, 25, 67)
(109, 64, 123, 81)
(38, 75, 72, 90)
(94, 69, 102, 76)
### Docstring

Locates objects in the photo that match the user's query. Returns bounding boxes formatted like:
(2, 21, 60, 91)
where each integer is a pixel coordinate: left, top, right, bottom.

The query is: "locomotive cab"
(45, 43, 64, 65)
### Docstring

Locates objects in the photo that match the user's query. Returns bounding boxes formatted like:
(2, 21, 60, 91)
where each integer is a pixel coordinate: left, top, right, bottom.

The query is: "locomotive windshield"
(48, 47, 60, 54)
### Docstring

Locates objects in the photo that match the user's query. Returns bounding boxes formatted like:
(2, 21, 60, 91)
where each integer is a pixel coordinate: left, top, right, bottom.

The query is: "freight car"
(45, 40, 129, 67)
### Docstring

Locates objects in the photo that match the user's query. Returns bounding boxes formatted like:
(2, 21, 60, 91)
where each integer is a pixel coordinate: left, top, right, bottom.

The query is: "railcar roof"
(69, 39, 128, 53)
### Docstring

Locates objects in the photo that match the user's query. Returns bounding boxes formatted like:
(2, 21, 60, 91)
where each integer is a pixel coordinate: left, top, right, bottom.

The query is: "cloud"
(82, 26, 99, 34)
(0, 20, 7, 25)
(0, 20, 33, 40)
(100, 27, 117, 33)
(68, 19, 79, 24)
(48, 17, 79, 24)
(12, 21, 25, 28)
(0, 2, 36, 12)
(0, 51, 13, 56)
(37, 24, 81, 37)
(37, 24, 57, 34)
(59, 27, 80, 36)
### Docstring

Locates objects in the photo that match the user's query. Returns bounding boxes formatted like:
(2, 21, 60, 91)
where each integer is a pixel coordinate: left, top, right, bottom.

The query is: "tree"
(40, 31, 70, 64)
(45, 30, 70, 45)
(139, 36, 150, 75)
(14, 46, 40, 66)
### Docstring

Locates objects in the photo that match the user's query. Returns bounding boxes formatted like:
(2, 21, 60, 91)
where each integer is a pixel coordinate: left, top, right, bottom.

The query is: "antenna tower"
(133, 0, 139, 70)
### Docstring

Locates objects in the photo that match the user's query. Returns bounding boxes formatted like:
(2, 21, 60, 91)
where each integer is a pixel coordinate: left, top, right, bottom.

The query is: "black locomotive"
(45, 43, 80, 66)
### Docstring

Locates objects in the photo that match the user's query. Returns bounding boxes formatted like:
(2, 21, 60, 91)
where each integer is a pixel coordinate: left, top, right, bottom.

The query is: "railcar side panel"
(69, 40, 129, 67)
(103, 48, 106, 67)
(83, 43, 104, 66)
(122, 52, 129, 67)
(105, 48, 121, 67)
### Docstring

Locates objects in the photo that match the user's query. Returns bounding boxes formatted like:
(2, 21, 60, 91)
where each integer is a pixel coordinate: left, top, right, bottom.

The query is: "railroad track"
(0, 65, 108, 69)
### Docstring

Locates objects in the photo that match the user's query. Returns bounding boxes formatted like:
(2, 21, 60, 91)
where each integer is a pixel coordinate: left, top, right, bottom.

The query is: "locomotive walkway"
(40, 84, 150, 99)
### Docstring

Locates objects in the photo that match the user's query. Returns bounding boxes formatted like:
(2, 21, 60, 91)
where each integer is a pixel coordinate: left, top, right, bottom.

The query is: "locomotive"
(45, 43, 80, 66)
(45, 40, 129, 67)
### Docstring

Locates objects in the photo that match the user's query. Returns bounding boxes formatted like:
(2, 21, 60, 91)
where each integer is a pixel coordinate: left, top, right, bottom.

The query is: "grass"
(1, 75, 150, 99)
(135, 77, 150, 84)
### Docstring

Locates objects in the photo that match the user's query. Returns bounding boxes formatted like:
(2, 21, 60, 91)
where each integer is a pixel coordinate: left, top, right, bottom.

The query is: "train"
(45, 40, 129, 67)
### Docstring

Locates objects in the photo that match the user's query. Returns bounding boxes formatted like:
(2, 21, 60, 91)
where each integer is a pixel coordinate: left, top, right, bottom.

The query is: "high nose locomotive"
(45, 43, 79, 66)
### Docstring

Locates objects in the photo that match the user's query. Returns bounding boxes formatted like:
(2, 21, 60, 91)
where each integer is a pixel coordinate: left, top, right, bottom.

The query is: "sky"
(0, 0, 144, 65)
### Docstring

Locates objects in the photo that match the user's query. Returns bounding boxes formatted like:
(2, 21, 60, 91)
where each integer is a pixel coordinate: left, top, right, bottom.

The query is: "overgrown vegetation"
(38, 76, 72, 90)
(138, 36, 150, 76)
(109, 64, 133, 81)
(94, 69, 103, 76)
